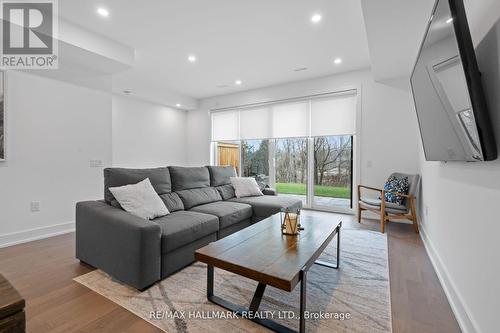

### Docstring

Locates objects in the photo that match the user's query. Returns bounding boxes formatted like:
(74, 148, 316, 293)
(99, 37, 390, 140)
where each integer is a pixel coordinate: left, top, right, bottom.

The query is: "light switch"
(30, 201, 41, 212)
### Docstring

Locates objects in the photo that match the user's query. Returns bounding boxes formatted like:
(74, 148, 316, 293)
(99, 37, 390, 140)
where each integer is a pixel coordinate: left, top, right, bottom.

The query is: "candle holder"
(280, 208, 303, 235)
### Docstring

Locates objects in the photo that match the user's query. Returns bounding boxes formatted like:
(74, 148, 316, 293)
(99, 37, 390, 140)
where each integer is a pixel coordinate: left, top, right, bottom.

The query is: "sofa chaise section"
(230, 195, 303, 221)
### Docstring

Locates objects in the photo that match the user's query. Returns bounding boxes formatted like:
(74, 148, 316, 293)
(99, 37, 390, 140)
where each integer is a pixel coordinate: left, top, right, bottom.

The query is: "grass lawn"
(276, 183, 351, 199)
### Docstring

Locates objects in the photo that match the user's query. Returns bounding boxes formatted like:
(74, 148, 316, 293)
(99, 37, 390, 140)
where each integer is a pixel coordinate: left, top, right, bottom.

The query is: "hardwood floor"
(0, 214, 461, 333)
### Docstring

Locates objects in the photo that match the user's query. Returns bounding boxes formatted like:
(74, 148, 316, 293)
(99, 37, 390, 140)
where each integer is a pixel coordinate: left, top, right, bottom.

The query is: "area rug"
(74, 228, 391, 332)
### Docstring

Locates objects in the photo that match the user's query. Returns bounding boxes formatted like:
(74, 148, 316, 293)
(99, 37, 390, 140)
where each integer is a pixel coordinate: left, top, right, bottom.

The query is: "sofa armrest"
(76, 201, 161, 290)
(262, 187, 277, 196)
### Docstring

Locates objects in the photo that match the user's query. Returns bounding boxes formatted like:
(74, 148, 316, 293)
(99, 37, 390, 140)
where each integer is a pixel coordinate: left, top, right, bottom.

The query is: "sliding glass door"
(211, 90, 358, 213)
(275, 138, 308, 205)
(312, 136, 353, 209)
(241, 139, 270, 188)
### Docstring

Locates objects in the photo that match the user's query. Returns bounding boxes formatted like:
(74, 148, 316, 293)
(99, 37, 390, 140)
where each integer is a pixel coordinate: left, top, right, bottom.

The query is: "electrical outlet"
(367, 160, 373, 168)
(30, 201, 41, 212)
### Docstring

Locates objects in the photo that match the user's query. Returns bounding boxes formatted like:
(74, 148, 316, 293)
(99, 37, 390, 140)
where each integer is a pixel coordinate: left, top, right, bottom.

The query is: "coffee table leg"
(315, 221, 341, 269)
(249, 283, 266, 312)
(207, 264, 214, 297)
(206, 265, 296, 333)
(299, 269, 307, 333)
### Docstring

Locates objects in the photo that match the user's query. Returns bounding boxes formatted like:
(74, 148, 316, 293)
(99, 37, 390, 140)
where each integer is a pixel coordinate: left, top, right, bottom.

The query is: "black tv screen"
(410, 0, 497, 161)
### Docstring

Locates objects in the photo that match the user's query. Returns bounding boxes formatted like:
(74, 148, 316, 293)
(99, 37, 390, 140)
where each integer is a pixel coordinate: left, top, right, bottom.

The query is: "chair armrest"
(382, 190, 415, 200)
(358, 185, 383, 201)
(358, 184, 383, 193)
(76, 201, 162, 290)
(262, 187, 277, 196)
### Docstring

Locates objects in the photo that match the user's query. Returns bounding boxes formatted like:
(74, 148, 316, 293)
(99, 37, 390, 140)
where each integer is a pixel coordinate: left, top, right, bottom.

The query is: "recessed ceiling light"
(176, 103, 181, 107)
(235, 80, 242, 85)
(294, 67, 308, 72)
(97, 8, 109, 17)
(446, 18, 453, 24)
(333, 58, 342, 65)
(311, 14, 322, 23)
(187, 55, 197, 63)
(122, 90, 132, 95)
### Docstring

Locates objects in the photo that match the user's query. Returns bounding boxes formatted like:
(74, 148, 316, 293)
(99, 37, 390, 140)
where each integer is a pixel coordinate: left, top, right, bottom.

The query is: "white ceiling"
(359, 0, 500, 82)
(360, 0, 435, 81)
(59, 0, 371, 101)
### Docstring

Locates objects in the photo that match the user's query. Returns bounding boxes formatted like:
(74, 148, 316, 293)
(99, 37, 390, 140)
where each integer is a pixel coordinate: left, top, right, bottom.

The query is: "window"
(215, 141, 240, 174)
(211, 90, 358, 212)
(275, 138, 308, 205)
(313, 136, 353, 209)
(241, 139, 270, 187)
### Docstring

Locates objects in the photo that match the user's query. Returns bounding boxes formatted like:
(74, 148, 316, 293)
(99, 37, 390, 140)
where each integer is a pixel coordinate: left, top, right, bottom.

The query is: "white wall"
(112, 96, 187, 168)
(0, 74, 189, 248)
(0, 71, 112, 247)
(186, 69, 420, 188)
(416, 13, 500, 333)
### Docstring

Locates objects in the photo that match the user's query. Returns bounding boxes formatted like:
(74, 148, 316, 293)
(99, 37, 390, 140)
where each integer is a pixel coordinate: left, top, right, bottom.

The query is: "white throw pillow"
(109, 178, 169, 220)
(230, 177, 264, 198)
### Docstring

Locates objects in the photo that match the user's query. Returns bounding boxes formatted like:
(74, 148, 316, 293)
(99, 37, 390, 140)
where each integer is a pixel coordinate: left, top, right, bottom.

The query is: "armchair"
(357, 173, 421, 233)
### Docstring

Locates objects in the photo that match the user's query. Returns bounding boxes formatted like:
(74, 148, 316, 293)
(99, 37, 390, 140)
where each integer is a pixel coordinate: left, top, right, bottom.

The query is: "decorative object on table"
(280, 208, 303, 235)
(358, 172, 421, 234)
(0, 71, 4, 161)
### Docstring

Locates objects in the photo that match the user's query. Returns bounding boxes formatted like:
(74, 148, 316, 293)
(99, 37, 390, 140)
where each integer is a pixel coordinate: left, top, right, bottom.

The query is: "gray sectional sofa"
(76, 166, 302, 290)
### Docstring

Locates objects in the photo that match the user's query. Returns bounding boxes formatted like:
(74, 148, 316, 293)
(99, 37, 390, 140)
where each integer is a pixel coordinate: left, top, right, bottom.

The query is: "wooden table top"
(0, 274, 25, 320)
(195, 213, 341, 292)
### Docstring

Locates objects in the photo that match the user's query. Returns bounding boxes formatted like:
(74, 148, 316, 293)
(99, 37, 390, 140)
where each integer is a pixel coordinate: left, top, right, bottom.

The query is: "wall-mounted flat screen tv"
(410, 0, 497, 161)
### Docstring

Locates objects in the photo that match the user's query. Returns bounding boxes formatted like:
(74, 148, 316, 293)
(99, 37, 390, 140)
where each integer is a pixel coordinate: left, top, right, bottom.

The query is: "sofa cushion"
(104, 167, 171, 203)
(190, 201, 252, 229)
(176, 187, 222, 210)
(207, 166, 237, 186)
(230, 195, 302, 217)
(215, 184, 236, 200)
(169, 166, 210, 191)
(159, 192, 184, 212)
(154, 211, 219, 253)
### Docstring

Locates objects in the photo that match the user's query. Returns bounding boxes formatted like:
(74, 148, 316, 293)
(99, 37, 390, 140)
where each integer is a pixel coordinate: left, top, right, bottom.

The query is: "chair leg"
(410, 201, 419, 234)
(380, 210, 385, 233)
(357, 206, 362, 223)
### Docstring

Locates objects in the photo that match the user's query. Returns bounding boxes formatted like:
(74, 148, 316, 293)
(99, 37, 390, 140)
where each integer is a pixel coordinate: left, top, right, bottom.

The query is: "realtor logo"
(1, 0, 58, 69)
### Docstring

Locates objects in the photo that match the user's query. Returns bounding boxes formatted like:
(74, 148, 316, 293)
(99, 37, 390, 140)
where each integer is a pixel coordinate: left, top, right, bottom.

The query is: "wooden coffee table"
(195, 213, 341, 333)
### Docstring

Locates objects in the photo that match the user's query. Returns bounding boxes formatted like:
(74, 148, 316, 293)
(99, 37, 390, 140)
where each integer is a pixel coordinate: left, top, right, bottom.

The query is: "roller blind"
(272, 101, 309, 138)
(310, 92, 357, 136)
(211, 110, 239, 141)
(240, 107, 272, 140)
(211, 90, 358, 141)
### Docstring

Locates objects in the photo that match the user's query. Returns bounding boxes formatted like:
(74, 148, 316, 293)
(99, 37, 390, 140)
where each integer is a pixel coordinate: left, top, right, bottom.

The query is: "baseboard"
(419, 224, 479, 333)
(0, 221, 75, 249)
